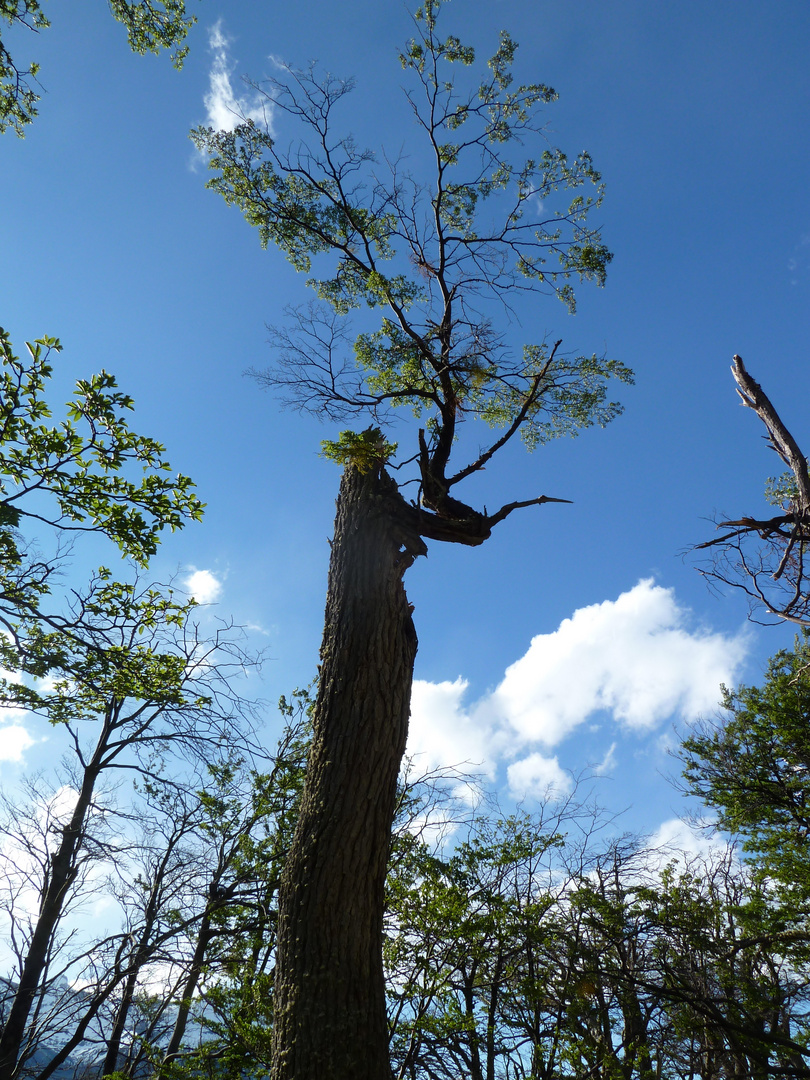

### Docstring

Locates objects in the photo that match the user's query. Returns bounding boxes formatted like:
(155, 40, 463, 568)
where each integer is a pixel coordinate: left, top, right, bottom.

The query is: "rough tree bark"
(270, 465, 425, 1080)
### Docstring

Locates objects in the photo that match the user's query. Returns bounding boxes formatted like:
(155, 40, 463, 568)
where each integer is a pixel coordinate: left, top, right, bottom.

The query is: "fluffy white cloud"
(507, 753, 572, 800)
(183, 568, 223, 605)
(644, 816, 736, 876)
(408, 678, 497, 776)
(489, 579, 748, 747)
(0, 649, 35, 762)
(648, 815, 728, 859)
(0, 724, 35, 762)
(205, 21, 271, 132)
(407, 580, 749, 800)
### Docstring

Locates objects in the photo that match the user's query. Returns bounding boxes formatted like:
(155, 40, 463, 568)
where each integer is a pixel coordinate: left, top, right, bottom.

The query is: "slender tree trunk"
(102, 877, 165, 1078)
(270, 465, 424, 1080)
(158, 902, 215, 1069)
(0, 760, 101, 1080)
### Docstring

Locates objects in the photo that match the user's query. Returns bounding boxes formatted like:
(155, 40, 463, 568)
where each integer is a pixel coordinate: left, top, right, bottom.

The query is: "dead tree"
(698, 355, 810, 626)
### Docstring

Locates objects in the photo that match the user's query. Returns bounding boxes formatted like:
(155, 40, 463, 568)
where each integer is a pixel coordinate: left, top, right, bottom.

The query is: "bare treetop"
(699, 355, 810, 625)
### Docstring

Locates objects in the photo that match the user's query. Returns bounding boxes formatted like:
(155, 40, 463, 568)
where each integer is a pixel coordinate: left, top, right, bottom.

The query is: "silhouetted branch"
(697, 355, 810, 625)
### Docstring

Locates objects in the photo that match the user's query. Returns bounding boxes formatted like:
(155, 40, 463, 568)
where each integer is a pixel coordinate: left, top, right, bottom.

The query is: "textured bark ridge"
(270, 465, 424, 1080)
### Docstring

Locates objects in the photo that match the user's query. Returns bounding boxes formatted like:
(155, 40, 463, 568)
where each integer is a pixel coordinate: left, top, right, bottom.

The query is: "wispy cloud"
(204, 20, 272, 132)
(407, 580, 749, 800)
(183, 568, 223, 605)
(594, 741, 617, 776)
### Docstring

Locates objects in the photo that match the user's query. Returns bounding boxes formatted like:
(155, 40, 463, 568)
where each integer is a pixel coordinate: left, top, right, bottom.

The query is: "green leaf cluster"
(765, 467, 803, 511)
(0, 575, 201, 724)
(682, 632, 810, 910)
(107, 0, 195, 67)
(0, 327, 203, 570)
(0, 0, 195, 135)
(321, 426, 398, 473)
(472, 347, 633, 450)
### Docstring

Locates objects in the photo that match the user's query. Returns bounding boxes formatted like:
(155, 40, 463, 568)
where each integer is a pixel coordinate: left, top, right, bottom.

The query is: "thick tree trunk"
(270, 465, 423, 1080)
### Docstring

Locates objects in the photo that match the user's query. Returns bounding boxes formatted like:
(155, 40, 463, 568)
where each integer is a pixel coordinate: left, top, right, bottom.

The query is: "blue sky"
(1, 0, 809, 844)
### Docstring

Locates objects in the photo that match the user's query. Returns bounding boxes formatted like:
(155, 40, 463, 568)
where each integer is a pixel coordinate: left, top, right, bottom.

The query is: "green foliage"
(682, 632, 810, 909)
(192, 0, 629, 510)
(472, 346, 633, 450)
(0, 1, 46, 135)
(0, 0, 195, 135)
(320, 426, 398, 473)
(765, 467, 802, 511)
(107, 1, 195, 66)
(0, 327, 203, 570)
(0, 576, 198, 722)
(0, 327, 205, 736)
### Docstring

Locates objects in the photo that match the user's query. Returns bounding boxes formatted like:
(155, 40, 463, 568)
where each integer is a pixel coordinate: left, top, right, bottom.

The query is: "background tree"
(638, 850, 810, 1080)
(0, 1, 196, 136)
(0, 572, 258, 1080)
(0, 327, 234, 1080)
(157, 692, 310, 1080)
(193, 3, 631, 1075)
(681, 633, 810, 916)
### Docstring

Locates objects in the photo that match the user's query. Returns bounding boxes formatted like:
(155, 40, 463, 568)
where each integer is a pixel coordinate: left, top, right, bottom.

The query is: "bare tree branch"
(697, 355, 810, 625)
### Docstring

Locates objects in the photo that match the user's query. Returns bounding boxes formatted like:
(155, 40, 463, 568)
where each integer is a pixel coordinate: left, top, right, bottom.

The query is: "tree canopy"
(193, 0, 631, 550)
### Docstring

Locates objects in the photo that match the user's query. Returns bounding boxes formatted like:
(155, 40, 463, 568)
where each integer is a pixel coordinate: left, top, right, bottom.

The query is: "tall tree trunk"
(270, 465, 424, 1080)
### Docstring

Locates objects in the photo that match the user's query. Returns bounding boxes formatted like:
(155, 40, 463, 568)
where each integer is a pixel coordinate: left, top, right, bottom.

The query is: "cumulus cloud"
(183, 568, 223, 605)
(0, 724, 35, 762)
(407, 580, 749, 800)
(507, 753, 572, 800)
(489, 579, 748, 746)
(408, 678, 495, 776)
(648, 815, 727, 858)
(644, 815, 736, 876)
(0, 652, 35, 763)
(204, 20, 271, 132)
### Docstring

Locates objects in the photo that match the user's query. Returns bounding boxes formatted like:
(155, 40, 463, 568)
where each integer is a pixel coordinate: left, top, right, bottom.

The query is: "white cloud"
(594, 741, 618, 776)
(648, 815, 726, 858)
(489, 579, 748, 747)
(204, 20, 271, 132)
(0, 724, 35, 762)
(645, 815, 735, 875)
(507, 753, 572, 800)
(183, 568, 222, 605)
(0, 647, 35, 762)
(408, 678, 498, 776)
(407, 580, 749, 798)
